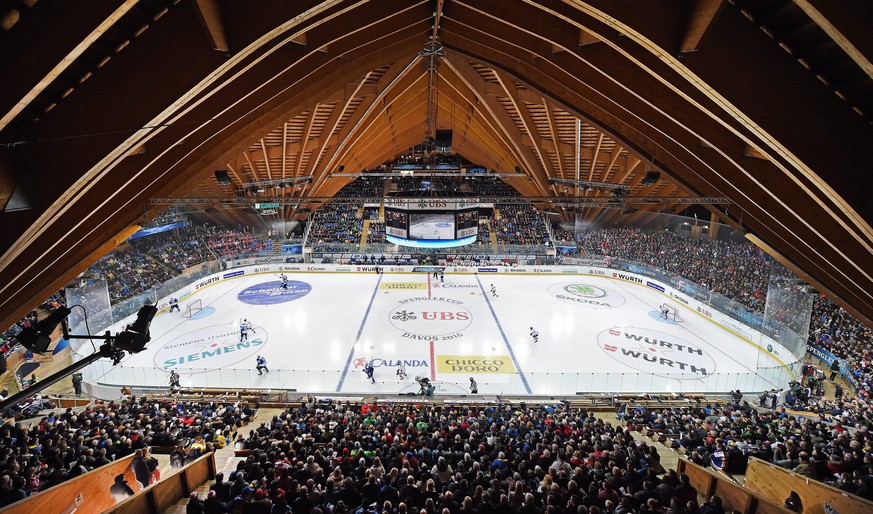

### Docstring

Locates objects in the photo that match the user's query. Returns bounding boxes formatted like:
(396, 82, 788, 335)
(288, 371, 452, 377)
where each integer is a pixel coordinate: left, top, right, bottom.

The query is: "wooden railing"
(0, 452, 214, 514)
(676, 457, 792, 514)
(106, 453, 215, 514)
(0, 453, 142, 514)
(744, 457, 873, 514)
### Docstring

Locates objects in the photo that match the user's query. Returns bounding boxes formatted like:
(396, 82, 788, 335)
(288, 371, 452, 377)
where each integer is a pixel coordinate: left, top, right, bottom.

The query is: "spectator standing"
(830, 359, 841, 381)
(131, 450, 151, 489)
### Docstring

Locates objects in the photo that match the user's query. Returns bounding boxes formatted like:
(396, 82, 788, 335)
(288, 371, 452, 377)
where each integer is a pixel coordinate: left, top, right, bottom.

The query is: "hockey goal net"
(182, 299, 203, 318)
(659, 303, 682, 322)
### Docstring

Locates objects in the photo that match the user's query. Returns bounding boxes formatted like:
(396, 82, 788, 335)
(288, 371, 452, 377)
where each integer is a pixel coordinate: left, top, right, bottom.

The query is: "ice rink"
(408, 220, 455, 240)
(112, 270, 794, 395)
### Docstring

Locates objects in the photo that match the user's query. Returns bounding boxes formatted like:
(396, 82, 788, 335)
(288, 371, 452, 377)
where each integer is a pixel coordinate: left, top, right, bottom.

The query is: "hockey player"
(168, 298, 180, 313)
(490, 284, 498, 298)
(396, 364, 407, 381)
(530, 327, 539, 343)
(169, 370, 181, 388)
(240, 319, 250, 342)
(256, 355, 269, 375)
(363, 361, 375, 383)
(278, 274, 288, 290)
(660, 304, 670, 319)
(469, 377, 478, 394)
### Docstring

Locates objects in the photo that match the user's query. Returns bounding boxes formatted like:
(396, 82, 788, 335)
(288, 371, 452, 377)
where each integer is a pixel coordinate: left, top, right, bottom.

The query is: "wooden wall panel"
(0, 454, 141, 514)
(106, 453, 214, 514)
(713, 478, 753, 514)
(745, 457, 873, 514)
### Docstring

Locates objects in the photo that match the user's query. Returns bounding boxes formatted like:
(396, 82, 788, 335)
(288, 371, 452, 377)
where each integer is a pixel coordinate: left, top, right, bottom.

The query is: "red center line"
(429, 340, 436, 381)
(427, 273, 431, 297)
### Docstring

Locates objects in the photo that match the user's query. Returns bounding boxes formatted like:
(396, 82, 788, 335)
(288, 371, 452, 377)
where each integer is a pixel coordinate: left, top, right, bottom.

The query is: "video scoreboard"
(384, 198, 480, 248)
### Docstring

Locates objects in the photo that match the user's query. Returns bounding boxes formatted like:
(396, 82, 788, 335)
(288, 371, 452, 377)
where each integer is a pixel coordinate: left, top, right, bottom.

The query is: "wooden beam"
(295, 107, 318, 178)
(444, 55, 551, 195)
(794, 0, 873, 80)
(542, 99, 565, 179)
(743, 143, 769, 160)
(578, 27, 600, 46)
(260, 139, 272, 180)
(0, 0, 141, 132)
(680, 0, 726, 53)
(192, 0, 229, 52)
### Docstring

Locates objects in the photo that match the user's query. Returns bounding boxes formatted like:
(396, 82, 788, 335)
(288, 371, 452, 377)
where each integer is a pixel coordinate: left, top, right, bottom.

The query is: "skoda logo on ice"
(547, 282, 626, 309)
(563, 284, 607, 298)
(389, 297, 473, 337)
(237, 280, 312, 305)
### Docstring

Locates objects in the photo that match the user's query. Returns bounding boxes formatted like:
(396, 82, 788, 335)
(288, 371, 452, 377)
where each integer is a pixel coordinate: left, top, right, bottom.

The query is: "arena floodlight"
(15, 306, 72, 353)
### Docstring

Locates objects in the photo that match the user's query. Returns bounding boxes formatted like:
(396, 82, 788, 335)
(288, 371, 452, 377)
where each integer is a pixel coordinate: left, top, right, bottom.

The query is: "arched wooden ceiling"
(0, 0, 870, 329)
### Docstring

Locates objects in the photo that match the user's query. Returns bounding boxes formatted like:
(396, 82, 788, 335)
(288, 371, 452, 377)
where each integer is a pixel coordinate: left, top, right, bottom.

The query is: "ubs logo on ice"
(547, 282, 626, 309)
(597, 327, 715, 378)
(389, 297, 472, 339)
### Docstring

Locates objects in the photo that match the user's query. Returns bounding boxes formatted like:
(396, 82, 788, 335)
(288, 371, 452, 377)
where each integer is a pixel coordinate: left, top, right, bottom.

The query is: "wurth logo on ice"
(597, 327, 715, 378)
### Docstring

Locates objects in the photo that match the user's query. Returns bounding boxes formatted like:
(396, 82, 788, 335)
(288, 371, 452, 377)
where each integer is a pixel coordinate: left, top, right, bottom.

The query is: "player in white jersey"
(396, 365, 407, 381)
(530, 327, 539, 343)
(240, 319, 254, 341)
(490, 284, 498, 298)
(278, 273, 288, 290)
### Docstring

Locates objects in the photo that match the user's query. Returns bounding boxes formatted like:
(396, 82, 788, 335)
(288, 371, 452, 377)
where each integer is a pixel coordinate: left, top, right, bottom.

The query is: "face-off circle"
(237, 280, 312, 305)
(547, 282, 626, 309)
(389, 297, 473, 337)
(597, 327, 715, 379)
(154, 324, 268, 372)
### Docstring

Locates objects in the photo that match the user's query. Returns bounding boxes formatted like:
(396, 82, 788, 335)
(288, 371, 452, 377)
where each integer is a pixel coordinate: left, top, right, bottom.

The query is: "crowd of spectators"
(335, 177, 384, 198)
(0, 397, 255, 507)
(188, 399, 733, 514)
(309, 205, 365, 246)
(621, 397, 873, 499)
(811, 298, 873, 395)
(572, 228, 781, 313)
(491, 205, 550, 246)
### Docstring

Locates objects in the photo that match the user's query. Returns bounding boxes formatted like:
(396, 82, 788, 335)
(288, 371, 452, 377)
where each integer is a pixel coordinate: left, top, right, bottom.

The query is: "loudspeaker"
(641, 171, 660, 186)
(214, 170, 231, 184)
(436, 129, 452, 149)
(338, 165, 345, 173)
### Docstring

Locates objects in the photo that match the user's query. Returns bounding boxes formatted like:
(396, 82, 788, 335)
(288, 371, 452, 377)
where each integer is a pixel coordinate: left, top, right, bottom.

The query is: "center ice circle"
(237, 280, 311, 305)
(389, 298, 473, 336)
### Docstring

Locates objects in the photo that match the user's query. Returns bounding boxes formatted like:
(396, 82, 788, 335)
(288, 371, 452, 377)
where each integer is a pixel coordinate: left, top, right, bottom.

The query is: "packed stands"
(0, 397, 255, 506)
(309, 204, 364, 245)
(491, 204, 550, 246)
(186, 399, 736, 514)
(622, 399, 873, 498)
(576, 228, 784, 314)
